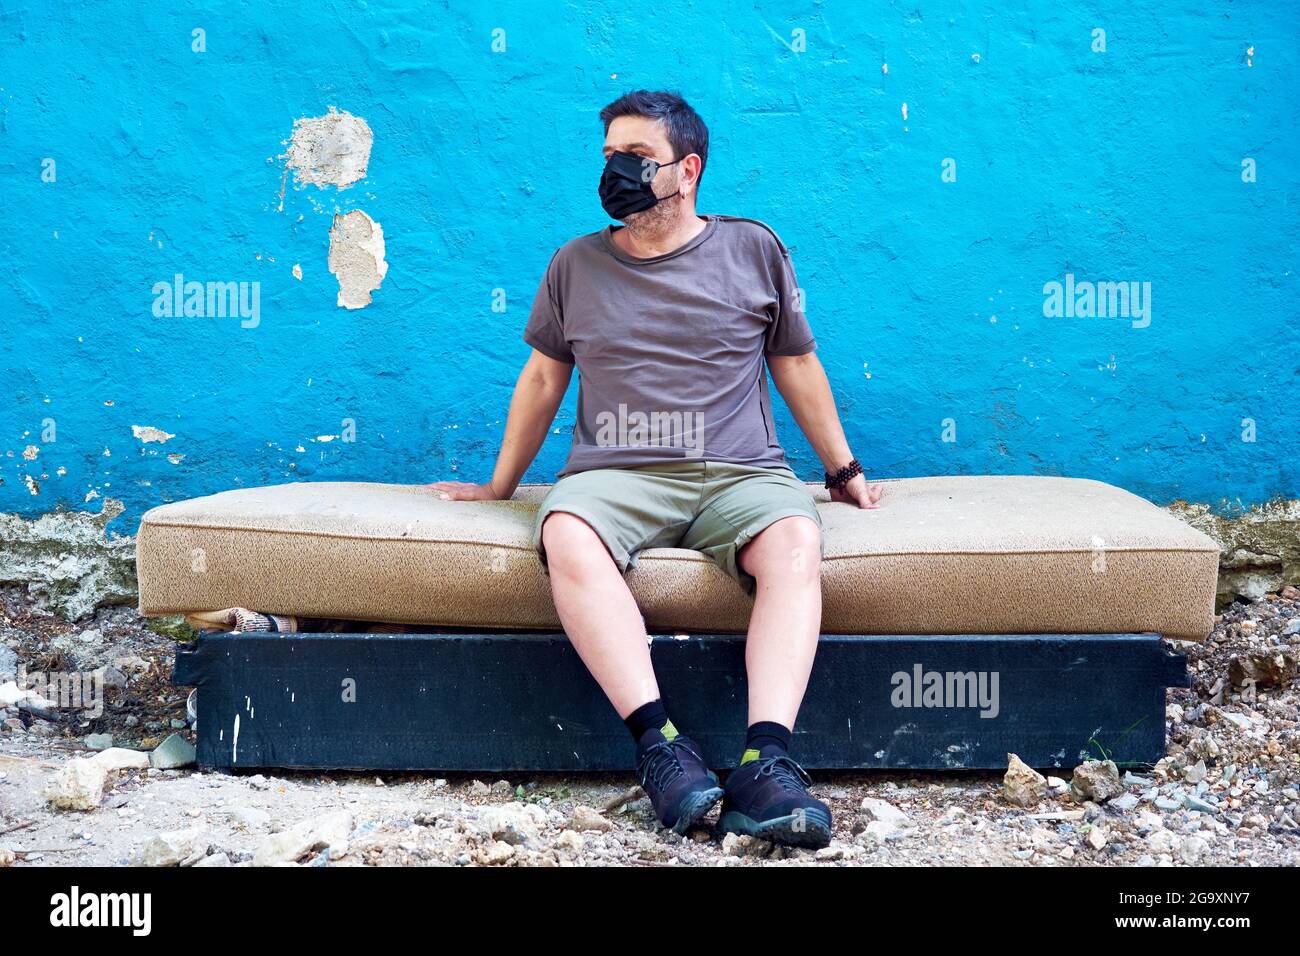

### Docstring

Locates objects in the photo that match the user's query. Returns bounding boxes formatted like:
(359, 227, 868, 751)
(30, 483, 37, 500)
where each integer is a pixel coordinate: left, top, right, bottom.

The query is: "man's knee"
(540, 511, 615, 575)
(741, 515, 822, 584)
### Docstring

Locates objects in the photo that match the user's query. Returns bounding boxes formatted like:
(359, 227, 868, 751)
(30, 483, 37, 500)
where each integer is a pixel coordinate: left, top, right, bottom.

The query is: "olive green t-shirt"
(523, 214, 816, 478)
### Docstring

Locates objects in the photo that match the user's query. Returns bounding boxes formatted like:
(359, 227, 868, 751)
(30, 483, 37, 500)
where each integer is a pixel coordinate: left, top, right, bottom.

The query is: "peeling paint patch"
(286, 107, 373, 190)
(23, 475, 39, 496)
(131, 425, 175, 444)
(167, 454, 185, 465)
(292, 263, 302, 280)
(22, 445, 38, 460)
(328, 210, 388, 309)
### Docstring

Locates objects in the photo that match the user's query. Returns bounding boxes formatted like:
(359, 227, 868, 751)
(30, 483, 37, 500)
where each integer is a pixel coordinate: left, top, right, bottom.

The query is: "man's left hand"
(833, 474, 883, 509)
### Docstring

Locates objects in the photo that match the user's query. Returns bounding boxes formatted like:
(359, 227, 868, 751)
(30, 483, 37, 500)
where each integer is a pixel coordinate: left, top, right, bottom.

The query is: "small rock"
(1110, 792, 1140, 813)
(1220, 711, 1253, 731)
(46, 748, 149, 811)
(193, 852, 231, 867)
(84, 733, 114, 751)
(222, 806, 272, 829)
(862, 820, 904, 841)
(482, 840, 515, 865)
(1135, 811, 1164, 832)
(94, 748, 152, 771)
(481, 803, 542, 846)
(1086, 827, 1108, 851)
(1071, 760, 1123, 803)
(554, 831, 585, 853)
(1177, 835, 1208, 864)
(722, 832, 770, 857)
(1146, 830, 1178, 854)
(859, 797, 910, 828)
(0, 681, 30, 708)
(1184, 793, 1218, 814)
(1228, 649, 1297, 689)
(568, 805, 612, 832)
(1003, 753, 1047, 807)
(149, 733, 196, 769)
(253, 811, 352, 866)
(135, 827, 209, 866)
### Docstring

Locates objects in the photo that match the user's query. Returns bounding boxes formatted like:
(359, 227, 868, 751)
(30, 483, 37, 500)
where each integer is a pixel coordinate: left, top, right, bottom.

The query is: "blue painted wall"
(3, 1, 1297, 531)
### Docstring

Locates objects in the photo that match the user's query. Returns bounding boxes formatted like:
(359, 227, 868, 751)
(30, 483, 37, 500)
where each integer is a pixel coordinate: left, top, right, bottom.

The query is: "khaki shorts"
(531, 460, 825, 595)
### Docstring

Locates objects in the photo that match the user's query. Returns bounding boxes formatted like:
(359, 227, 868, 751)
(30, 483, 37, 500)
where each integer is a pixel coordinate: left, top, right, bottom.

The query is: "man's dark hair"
(599, 90, 709, 189)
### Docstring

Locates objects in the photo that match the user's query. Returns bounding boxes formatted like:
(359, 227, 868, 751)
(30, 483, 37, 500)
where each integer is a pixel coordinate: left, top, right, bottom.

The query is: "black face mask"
(598, 150, 682, 220)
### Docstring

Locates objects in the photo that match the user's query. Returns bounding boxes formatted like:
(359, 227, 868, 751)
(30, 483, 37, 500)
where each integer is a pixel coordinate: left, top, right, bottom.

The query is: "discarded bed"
(135, 475, 1219, 772)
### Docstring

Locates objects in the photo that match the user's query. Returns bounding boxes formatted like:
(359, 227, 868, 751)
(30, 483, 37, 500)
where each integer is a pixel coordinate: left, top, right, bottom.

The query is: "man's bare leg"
(737, 516, 823, 729)
(540, 512, 659, 718)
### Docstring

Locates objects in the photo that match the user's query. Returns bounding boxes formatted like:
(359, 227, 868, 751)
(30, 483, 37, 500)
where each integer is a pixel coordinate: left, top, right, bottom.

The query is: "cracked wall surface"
(0, 499, 137, 620)
(1169, 499, 1300, 605)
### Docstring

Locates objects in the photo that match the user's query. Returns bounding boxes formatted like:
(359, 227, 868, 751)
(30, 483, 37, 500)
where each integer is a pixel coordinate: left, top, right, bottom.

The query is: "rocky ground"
(1, 584, 1297, 867)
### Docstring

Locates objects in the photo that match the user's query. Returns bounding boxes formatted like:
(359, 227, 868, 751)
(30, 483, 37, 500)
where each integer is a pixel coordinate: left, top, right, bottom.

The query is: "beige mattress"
(135, 475, 1220, 639)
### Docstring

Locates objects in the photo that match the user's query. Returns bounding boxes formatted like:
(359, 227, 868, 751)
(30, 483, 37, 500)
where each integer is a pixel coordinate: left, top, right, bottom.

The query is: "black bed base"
(171, 631, 1190, 773)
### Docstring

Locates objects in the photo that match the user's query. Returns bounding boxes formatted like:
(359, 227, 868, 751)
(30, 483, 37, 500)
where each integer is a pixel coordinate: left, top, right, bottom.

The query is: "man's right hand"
(427, 481, 505, 501)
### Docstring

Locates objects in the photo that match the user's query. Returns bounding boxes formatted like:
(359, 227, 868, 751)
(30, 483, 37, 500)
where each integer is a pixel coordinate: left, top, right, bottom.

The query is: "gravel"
(1, 583, 1297, 866)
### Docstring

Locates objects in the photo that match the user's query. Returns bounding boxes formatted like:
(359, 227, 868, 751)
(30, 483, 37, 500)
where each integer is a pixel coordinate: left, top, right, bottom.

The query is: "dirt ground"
(1, 585, 1297, 867)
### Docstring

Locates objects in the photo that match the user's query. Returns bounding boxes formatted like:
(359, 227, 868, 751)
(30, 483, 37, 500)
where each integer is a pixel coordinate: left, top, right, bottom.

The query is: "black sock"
(740, 721, 792, 763)
(624, 699, 678, 743)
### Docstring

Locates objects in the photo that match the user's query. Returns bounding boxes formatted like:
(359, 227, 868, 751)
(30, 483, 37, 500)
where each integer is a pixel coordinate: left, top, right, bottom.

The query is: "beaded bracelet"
(824, 458, 863, 490)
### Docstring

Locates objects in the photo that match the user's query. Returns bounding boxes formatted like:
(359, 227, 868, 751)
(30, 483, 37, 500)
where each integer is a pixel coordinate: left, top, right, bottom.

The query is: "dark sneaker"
(635, 729, 724, 834)
(720, 748, 832, 848)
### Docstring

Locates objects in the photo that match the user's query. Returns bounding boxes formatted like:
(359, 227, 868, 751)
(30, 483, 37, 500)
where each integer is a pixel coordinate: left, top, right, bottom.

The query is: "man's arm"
(767, 351, 883, 509)
(429, 348, 573, 501)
